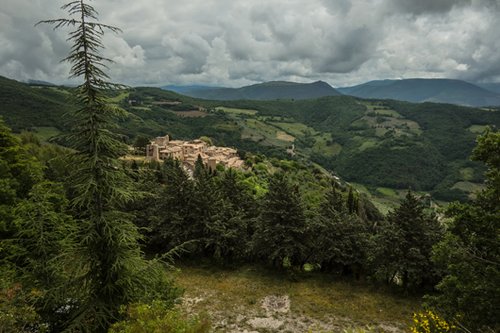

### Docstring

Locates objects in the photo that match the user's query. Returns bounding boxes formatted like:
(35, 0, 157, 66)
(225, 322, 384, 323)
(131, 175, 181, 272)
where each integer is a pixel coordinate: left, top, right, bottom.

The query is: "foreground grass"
(174, 265, 420, 332)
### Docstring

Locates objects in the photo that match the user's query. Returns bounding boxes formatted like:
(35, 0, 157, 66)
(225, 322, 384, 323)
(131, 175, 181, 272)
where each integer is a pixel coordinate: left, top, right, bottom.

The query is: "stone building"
(146, 135, 244, 170)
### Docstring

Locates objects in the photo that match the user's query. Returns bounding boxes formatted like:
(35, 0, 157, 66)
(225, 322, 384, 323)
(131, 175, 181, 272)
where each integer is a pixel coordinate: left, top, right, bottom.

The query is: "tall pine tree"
(253, 173, 307, 268)
(373, 190, 443, 291)
(38, 2, 174, 331)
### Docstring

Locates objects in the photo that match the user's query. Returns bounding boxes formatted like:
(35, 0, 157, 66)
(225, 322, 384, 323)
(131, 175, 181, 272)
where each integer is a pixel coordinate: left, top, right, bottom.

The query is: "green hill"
(170, 80, 342, 100)
(0, 75, 74, 131)
(338, 78, 500, 107)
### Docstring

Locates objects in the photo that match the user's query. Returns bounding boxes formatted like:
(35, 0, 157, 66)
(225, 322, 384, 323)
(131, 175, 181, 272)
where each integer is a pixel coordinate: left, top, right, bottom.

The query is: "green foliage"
(0, 117, 43, 202)
(0, 117, 44, 258)
(147, 159, 253, 264)
(0, 76, 73, 132)
(0, 282, 48, 333)
(336, 143, 447, 190)
(427, 129, 500, 332)
(309, 181, 370, 275)
(10, 182, 78, 329)
(253, 172, 308, 268)
(109, 301, 210, 333)
(372, 191, 444, 291)
(38, 2, 178, 331)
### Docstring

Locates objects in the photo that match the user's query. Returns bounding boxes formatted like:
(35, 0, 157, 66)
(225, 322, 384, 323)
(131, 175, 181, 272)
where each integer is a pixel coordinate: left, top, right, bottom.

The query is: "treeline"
(127, 154, 444, 293)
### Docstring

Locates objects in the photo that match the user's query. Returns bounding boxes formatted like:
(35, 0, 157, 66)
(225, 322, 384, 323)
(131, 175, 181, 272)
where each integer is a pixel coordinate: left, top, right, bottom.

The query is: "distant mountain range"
(162, 78, 500, 107)
(337, 78, 500, 107)
(162, 80, 341, 101)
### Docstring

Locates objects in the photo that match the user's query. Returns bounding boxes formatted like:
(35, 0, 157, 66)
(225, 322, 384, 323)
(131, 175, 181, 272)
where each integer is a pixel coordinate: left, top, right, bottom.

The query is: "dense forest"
(1, 1, 499, 332)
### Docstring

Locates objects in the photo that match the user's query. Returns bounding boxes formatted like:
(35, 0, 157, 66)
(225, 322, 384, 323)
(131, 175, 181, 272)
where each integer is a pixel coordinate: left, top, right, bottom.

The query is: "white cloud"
(0, 0, 499, 87)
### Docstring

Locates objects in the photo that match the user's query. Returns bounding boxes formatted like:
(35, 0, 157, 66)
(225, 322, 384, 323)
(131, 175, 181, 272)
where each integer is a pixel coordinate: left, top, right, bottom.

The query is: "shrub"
(410, 311, 457, 333)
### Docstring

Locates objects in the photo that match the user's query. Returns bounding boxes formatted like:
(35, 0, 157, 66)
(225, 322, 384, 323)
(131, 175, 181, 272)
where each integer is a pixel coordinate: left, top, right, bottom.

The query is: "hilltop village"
(146, 134, 245, 170)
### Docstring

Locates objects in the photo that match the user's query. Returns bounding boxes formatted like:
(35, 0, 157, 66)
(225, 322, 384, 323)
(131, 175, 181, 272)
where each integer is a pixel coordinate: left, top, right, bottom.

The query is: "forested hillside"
(0, 76, 75, 131)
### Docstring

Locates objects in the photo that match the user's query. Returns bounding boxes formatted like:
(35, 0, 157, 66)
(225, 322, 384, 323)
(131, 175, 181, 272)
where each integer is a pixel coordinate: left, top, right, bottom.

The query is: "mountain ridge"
(162, 80, 342, 101)
(338, 78, 500, 107)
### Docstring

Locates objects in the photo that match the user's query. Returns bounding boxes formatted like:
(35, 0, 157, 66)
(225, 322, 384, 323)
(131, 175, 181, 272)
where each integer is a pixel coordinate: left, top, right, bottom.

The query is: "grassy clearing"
(350, 183, 410, 215)
(217, 106, 258, 115)
(131, 106, 152, 111)
(376, 187, 399, 198)
(33, 126, 61, 141)
(276, 130, 295, 142)
(312, 133, 342, 156)
(174, 265, 420, 332)
(459, 167, 474, 181)
(358, 140, 378, 152)
(107, 91, 129, 103)
(468, 124, 488, 134)
(271, 122, 318, 138)
(363, 102, 402, 118)
(173, 110, 208, 118)
(452, 181, 485, 199)
(241, 119, 291, 147)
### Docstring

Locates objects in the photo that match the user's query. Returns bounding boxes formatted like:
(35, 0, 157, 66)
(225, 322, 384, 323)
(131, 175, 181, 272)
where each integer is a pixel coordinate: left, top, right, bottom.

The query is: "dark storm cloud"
(1, 0, 499, 86)
(388, 0, 472, 15)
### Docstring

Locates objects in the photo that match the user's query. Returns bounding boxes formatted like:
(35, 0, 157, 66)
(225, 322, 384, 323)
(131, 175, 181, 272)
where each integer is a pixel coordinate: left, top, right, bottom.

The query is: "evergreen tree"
(428, 129, 500, 331)
(208, 169, 254, 263)
(193, 154, 206, 179)
(149, 158, 198, 251)
(0, 118, 43, 236)
(373, 190, 443, 291)
(310, 181, 368, 276)
(38, 2, 174, 331)
(12, 182, 77, 330)
(253, 173, 307, 268)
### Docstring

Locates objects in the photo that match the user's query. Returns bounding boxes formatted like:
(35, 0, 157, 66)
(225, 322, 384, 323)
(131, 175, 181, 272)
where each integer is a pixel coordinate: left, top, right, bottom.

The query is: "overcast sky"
(1, 0, 499, 87)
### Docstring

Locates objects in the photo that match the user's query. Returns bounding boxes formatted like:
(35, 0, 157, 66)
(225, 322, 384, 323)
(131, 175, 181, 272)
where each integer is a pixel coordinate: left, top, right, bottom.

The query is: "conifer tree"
(253, 173, 307, 268)
(38, 2, 173, 331)
(373, 190, 443, 291)
(12, 182, 77, 330)
(310, 180, 368, 275)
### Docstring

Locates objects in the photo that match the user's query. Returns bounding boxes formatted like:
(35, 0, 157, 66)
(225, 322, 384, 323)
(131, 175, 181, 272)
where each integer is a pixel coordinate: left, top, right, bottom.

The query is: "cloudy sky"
(1, 0, 499, 87)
